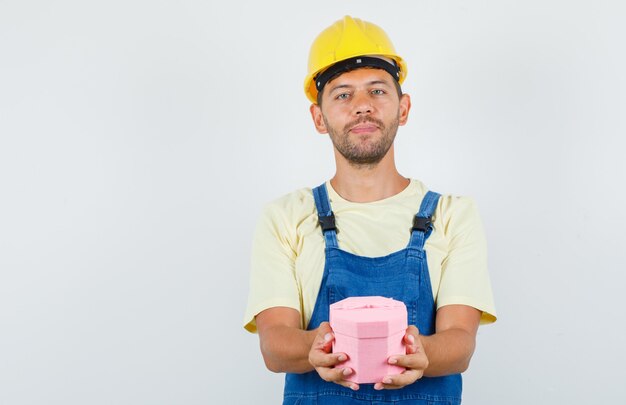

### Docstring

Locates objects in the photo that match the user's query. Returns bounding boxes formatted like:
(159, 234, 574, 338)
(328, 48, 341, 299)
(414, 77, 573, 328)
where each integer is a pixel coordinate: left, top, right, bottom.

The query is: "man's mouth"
(349, 123, 379, 134)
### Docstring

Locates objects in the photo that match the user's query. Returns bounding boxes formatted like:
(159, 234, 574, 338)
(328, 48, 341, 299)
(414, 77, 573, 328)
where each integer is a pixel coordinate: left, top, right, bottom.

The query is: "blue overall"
(283, 184, 462, 405)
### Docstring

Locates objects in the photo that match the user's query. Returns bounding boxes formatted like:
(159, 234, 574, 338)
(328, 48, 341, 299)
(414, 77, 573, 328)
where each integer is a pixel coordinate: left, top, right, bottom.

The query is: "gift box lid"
(329, 296, 408, 339)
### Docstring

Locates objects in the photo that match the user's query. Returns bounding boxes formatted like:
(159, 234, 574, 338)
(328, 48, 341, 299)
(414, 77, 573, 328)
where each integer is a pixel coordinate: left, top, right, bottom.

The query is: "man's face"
(311, 68, 410, 167)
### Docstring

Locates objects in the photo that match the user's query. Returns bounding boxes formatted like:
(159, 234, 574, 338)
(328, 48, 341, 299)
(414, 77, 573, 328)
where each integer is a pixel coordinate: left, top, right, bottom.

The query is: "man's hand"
(374, 325, 428, 390)
(308, 322, 360, 391)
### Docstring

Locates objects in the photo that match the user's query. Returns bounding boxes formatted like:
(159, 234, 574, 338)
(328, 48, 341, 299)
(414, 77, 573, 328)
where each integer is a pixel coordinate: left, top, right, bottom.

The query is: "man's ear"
(398, 93, 411, 126)
(310, 103, 328, 134)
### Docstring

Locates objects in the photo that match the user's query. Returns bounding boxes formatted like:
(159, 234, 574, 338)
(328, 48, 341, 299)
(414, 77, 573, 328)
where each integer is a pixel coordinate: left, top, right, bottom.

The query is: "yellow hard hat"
(304, 16, 408, 104)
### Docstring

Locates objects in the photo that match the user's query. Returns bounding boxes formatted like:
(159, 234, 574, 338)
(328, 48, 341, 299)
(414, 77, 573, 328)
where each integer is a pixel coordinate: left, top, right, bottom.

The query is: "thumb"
(315, 322, 334, 352)
(317, 321, 333, 335)
(404, 325, 420, 354)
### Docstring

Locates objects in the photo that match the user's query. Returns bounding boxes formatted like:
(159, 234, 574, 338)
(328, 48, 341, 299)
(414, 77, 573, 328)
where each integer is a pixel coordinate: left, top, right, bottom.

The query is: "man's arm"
(256, 307, 315, 373)
(421, 304, 481, 377)
(374, 304, 481, 390)
(256, 307, 359, 389)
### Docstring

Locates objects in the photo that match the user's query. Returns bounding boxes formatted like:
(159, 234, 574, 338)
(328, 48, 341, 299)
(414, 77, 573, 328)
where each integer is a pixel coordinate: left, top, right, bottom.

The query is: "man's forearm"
(260, 325, 317, 373)
(420, 328, 476, 377)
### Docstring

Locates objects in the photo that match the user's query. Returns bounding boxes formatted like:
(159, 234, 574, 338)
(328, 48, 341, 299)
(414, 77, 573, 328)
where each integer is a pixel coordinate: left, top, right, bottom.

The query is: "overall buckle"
(319, 214, 336, 232)
(412, 216, 432, 232)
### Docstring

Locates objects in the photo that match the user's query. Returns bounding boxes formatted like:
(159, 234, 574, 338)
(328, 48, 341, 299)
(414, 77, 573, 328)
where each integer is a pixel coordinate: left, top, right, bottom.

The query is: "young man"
(244, 16, 496, 404)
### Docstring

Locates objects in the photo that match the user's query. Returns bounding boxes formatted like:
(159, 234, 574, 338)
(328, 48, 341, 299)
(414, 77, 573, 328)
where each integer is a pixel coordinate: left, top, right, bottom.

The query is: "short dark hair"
(316, 67, 403, 106)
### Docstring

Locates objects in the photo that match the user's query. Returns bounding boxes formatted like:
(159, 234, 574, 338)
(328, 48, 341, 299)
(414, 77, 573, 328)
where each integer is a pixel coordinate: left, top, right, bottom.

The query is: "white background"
(1, 0, 625, 404)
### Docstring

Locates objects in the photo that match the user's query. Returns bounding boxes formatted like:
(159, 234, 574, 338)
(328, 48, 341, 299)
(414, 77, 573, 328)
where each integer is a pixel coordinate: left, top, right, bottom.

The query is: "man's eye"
(371, 89, 385, 95)
(336, 93, 350, 100)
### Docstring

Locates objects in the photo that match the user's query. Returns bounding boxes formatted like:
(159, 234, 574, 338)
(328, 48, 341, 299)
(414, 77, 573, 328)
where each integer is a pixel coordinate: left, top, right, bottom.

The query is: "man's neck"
(330, 148, 409, 203)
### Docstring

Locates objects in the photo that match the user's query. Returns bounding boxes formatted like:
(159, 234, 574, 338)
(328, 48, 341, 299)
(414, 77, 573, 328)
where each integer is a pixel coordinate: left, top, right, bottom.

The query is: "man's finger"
(311, 332, 334, 353)
(311, 323, 334, 352)
(317, 366, 351, 382)
(317, 367, 359, 390)
(389, 352, 429, 370)
(316, 322, 333, 338)
(373, 369, 423, 390)
(334, 379, 360, 391)
(404, 326, 420, 354)
(309, 350, 348, 368)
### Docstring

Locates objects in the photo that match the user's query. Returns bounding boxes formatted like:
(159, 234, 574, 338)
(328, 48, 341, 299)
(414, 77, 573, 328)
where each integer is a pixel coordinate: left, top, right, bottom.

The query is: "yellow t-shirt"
(243, 179, 497, 333)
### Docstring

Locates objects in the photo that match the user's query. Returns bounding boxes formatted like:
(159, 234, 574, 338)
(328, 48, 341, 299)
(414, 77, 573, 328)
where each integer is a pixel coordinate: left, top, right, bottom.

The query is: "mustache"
(343, 116, 385, 132)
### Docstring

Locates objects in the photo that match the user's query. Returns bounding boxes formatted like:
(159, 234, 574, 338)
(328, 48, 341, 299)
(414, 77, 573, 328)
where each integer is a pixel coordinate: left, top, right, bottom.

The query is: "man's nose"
(352, 91, 373, 115)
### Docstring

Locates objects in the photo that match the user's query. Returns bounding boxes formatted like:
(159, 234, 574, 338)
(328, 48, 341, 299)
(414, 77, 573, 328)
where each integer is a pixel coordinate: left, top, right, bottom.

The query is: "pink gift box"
(329, 296, 407, 384)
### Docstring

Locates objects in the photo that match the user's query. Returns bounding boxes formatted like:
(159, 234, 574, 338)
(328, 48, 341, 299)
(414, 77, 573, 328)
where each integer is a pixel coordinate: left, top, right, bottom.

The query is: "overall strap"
(408, 190, 441, 250)
(312, 183, 339, 248)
